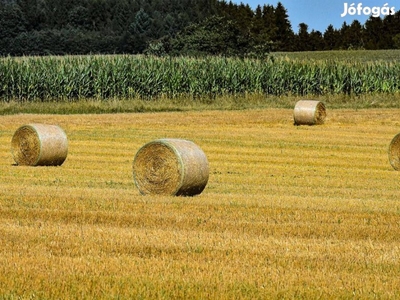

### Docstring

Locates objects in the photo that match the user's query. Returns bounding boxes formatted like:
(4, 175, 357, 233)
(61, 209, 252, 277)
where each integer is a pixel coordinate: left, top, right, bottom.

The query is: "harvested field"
(1, 109, 400, 298)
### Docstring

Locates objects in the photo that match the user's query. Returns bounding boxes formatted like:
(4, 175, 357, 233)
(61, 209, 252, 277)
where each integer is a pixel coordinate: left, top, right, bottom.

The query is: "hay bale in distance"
(293, 100, 326, 125)
(388, 133, 400, 170)
(11, 123, 68, 166)
(133, 138, 209, 196)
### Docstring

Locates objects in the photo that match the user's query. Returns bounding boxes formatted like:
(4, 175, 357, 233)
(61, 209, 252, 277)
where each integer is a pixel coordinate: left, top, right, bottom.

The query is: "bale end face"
(388, 133, 400, 170)
(11, 125, 41, 166)
(133, 139, 209, 196)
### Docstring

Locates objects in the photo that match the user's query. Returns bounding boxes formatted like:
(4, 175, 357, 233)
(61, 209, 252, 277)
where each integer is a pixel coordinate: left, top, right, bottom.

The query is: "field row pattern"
(1, 110, 400, 298)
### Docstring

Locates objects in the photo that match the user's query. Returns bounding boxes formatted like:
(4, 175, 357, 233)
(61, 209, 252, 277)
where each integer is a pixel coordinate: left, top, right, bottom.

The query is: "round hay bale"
(133, 138, 209, 196)
(388, 133, 400, 170)
(11, 123, 68, 166)
(293, 100, 326, 125)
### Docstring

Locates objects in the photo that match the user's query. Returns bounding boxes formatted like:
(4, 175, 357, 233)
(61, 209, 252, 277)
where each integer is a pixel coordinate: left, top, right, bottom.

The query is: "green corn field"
(0, 52, 399, 102)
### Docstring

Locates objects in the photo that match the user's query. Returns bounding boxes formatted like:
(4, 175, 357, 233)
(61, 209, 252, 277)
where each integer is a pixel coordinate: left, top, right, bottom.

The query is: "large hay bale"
(388, 133, 400, 170)
(133, 138, 209, 196)
(11, 123, 68, 166)
(293, 100, 326, 125)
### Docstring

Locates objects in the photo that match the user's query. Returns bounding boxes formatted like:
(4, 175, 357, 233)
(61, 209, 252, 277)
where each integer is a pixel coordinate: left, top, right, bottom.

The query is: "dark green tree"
(15, 0, 47, 31)
(0, 2, 27, 39)
(308, 30, 324, 50)
(393, 33, 400, 49)
(274, 2, 294, 51)
(129, 8, 153, 53)
(164, 15, 249, 57)
(380, 12, 400, 49)
(248, 4, 273, 56)
(110, 0, 132, 34)
(323, 24, 340, 50)
(68, 5, 90, 29)
(364, 16, 383, 49)
(251, 5, 263, 36)
(296, 23, 310, 51)
(261, 4, 277, 41)
(341, 20, 364, 49)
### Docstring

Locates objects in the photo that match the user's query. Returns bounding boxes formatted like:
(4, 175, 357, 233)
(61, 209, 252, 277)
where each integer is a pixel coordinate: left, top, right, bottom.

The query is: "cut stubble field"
(1, 108, 400, 299)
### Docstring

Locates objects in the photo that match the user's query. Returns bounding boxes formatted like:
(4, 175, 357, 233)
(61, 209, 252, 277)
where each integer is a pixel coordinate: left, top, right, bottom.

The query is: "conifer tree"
(274, 2, 294, 51)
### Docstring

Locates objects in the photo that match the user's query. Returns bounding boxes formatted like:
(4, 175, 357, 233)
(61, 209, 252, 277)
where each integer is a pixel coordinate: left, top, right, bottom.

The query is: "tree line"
(1, 0, 400, 57)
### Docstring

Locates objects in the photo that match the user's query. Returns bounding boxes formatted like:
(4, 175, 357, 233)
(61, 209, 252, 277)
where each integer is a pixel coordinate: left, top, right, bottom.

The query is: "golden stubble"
(1, 109, 400, 299)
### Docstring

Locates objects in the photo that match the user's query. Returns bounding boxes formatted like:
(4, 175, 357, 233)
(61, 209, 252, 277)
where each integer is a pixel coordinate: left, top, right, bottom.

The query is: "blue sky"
(237, 0, 398, 32)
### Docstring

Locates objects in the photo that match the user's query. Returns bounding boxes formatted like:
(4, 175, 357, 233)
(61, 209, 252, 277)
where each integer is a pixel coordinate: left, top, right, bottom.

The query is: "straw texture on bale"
(293, 100, 326, 125)
(11, 123, 68, 166)
(133, 138, 209, 196)
(388, 133, 400, 170)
